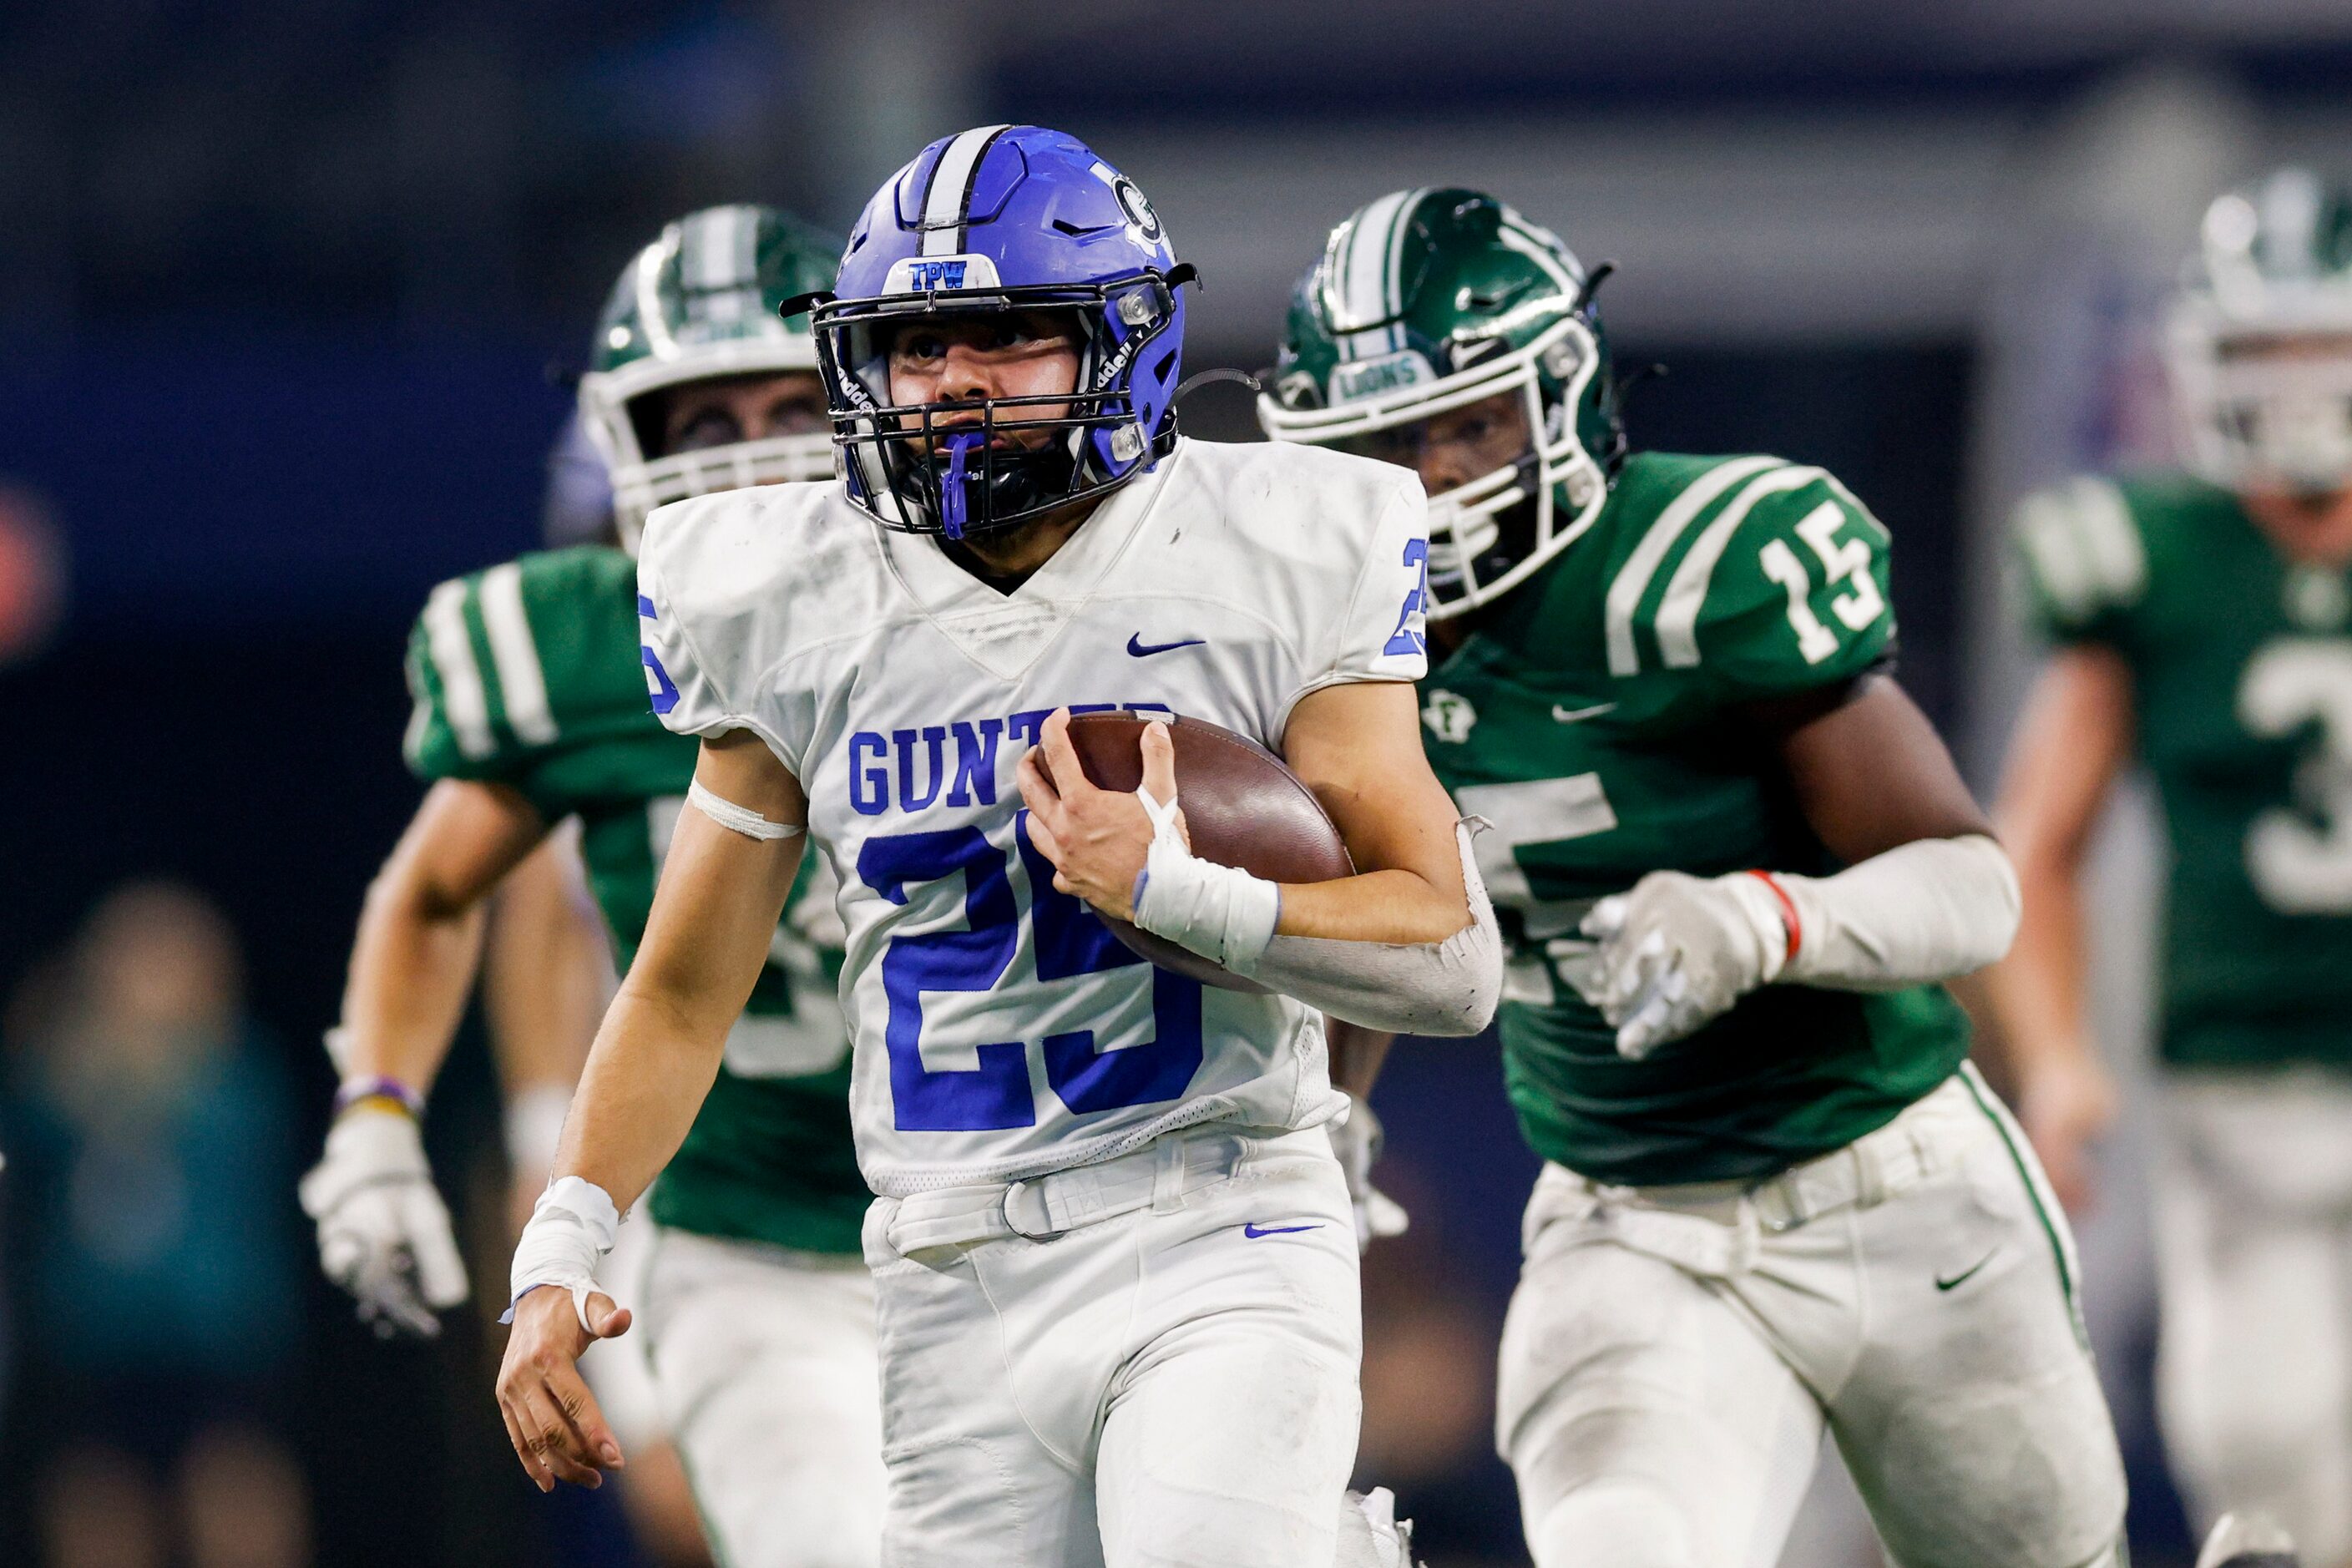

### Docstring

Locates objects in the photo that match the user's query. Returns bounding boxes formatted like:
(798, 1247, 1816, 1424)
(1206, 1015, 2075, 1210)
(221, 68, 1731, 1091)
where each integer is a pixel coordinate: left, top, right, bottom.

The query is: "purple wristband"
(334, 1074, 424, 1118)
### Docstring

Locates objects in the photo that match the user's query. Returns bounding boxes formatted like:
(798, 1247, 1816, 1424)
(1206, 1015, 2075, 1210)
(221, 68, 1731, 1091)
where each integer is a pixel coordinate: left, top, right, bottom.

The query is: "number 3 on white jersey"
(2240, 638, 2352, 914)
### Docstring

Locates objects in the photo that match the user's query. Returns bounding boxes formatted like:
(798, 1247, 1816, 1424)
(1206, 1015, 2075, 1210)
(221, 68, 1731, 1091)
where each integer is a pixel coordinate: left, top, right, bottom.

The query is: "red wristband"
(1745, 870, 1802, 962)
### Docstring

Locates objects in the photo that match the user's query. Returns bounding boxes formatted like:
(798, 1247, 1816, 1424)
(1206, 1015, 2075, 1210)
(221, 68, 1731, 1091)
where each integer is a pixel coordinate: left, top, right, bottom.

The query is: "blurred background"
(4, 2, 2350, 1563)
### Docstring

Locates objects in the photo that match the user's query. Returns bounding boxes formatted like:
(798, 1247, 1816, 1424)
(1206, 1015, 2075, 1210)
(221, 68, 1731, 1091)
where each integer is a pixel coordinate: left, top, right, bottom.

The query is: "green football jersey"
(2017, 473, 2352, 1070)
(1420, 451, 1971, 1186)
(403, 545, 866, 1254)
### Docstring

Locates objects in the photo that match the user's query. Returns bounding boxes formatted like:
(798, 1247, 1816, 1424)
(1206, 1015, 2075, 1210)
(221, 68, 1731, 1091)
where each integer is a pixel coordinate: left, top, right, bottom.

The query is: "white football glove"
(1559, 870, 1788, 1060)
(298, 1109, 469, 1338)
(1328, 1095, 1409, 1252)
(1338, 1488, 1424, 1568)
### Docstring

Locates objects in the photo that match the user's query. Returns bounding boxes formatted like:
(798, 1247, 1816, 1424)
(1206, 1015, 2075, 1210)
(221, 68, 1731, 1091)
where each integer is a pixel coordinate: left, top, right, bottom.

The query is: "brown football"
(1061, 710, 1353, 990)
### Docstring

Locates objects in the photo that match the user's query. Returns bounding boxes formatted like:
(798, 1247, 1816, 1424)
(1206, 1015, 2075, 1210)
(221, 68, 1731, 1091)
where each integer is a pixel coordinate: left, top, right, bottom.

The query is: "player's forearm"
(546, 799, 803, 1209)
(1981, 645, 2131, 1071)
(339, 863, 491, 1092)
(1762, 832, 2021, 992)
(484, 833, 609, 1178)
(1327, 1021, 1396, 1098)
(1985, 857, 2098, 1071)
(1227, 821, 1501, 1037)
(1276, 866, 1470, 943)
(547, 986, 731, 1213)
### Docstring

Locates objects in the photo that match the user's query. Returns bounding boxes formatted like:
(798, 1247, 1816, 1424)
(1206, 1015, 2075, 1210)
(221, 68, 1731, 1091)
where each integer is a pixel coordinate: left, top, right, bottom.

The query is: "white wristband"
(505, 1175, 620, 1333)
(1129, 785, 1281, 975)
(688, 780, 803, 842)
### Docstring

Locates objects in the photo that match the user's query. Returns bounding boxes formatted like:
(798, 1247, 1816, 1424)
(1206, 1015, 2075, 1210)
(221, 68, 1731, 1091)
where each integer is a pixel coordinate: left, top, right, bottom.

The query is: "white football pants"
(633, 1226, 886, 1568)
(1496, 1067, 2126, 1568)
(861, 1125, 1363, 1568)
(2156, 1068, 2352, 1565)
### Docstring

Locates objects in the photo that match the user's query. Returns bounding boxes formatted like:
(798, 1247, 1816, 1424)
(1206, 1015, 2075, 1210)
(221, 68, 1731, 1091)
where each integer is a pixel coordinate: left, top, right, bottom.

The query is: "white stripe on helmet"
(1340, 190, 1412, 334)
(920, 124, 1014, 258)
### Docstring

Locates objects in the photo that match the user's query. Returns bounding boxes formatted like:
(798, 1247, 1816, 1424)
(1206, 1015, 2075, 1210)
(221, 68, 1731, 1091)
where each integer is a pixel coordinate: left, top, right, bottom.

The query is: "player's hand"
(1328, 1095, 1409, 1252)
(495, 1283, 631, 1493)
(1568, 871, 1786, 1060)
(1017, 708, 1178, 921)
(2016, 1049, 2116, 1213)
(298, 1107, 469, 1337)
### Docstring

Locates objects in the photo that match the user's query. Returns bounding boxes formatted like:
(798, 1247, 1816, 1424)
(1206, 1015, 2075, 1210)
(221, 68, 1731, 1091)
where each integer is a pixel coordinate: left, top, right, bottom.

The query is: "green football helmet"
(576, 205, 843, 548)
(1259, 188, 1624, 618)
(2168, 167, 2352, 492)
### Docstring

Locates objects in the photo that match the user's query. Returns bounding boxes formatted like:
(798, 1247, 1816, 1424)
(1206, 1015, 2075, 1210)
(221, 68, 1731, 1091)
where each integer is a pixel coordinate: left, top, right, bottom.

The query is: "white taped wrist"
(506, 1175, 620, 1332)
(688, 780, 803, 842)
(1773, 833, 2021, 992)
(1129, 786, 1282, 974)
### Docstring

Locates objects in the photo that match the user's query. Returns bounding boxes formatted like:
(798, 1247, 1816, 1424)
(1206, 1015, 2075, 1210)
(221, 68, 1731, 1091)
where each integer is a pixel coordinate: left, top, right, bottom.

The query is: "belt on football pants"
(1539, 1078, 1955, 1277)
(883, 1125, 1297, 1256)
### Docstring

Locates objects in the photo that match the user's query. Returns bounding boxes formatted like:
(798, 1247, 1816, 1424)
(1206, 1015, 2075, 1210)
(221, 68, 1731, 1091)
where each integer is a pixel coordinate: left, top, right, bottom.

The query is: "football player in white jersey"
(492, 125, 1500, 1568)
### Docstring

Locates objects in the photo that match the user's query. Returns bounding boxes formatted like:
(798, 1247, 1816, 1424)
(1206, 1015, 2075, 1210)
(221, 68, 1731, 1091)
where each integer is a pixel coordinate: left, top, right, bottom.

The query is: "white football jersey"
(638, 437, 1430, 1196)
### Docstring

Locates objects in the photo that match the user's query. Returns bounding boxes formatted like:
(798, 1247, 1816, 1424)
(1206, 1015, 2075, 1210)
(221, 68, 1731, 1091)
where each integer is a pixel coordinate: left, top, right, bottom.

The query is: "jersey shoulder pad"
(404, 546, 636, 781)
(1601, 453, 1894, 698)
(1165, 438, 1429, 683)
(637, 484, 827, 763)
(2011, 473, 2157, 644)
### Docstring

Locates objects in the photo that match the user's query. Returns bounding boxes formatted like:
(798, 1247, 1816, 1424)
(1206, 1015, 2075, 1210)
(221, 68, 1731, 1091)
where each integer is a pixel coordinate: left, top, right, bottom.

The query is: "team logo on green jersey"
(1421, 688, 1477, 742)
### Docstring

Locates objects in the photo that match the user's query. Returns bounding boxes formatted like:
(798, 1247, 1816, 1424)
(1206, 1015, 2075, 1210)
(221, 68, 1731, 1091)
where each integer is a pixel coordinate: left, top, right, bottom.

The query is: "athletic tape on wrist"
(687, 780, 803, 842)
(1128, 786, 1281, 974)
(504, 1175, 620, 1333)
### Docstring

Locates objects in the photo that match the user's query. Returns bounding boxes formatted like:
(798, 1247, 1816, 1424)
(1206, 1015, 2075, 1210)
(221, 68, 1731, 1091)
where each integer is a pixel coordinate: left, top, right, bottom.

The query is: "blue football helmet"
(800, 124, 1195, 539)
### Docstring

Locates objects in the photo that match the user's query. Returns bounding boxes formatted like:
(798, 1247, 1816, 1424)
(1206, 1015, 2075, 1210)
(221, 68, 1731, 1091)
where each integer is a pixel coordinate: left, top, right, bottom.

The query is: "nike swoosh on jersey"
(1128, 633, 1206, 657)
(1551, 702, 1618, 724)
(1242, 1222, 1323, 1238)
(1935, 1248, 2000, 1291)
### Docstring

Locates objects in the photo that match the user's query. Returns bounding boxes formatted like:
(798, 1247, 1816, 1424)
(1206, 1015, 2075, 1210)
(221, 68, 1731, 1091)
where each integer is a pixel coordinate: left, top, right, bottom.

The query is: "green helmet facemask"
(576, 205, 844, 549)
(1259, 188, 1624, 618)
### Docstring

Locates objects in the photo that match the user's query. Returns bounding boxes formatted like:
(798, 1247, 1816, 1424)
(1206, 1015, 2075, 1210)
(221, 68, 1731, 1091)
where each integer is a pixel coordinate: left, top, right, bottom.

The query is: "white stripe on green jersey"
(478, 562, 559, 746)
(1654, 465, 1826, 668)
(420, 578, 494, 760)
(1603, 454, 1781, 675)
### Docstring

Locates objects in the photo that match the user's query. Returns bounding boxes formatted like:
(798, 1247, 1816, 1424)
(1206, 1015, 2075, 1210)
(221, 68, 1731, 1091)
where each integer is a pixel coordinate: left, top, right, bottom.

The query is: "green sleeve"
(1669, 467, 1898, 701)
(2011, 477, 2148, 649)
(402, 573, 525, 785)
(401, 549, 629, 787)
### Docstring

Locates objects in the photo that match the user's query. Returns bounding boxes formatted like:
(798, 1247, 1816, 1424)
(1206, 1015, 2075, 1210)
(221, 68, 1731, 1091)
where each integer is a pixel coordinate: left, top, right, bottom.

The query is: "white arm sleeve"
(1243, 821, 1501, 1038)
(1770, 832, 2021, 993)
